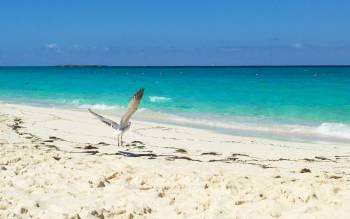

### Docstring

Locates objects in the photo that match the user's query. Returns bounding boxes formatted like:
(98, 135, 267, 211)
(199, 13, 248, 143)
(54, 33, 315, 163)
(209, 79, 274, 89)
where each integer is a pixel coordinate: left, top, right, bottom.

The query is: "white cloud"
(291, 43, 304, 49)
(46, 43, 62, 53)
(46, 43, 58, 49)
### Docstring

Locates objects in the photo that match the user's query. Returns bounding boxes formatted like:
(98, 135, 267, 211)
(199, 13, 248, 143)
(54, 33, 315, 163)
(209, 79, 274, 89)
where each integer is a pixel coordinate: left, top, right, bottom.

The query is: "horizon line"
(1, 64, 350, 68)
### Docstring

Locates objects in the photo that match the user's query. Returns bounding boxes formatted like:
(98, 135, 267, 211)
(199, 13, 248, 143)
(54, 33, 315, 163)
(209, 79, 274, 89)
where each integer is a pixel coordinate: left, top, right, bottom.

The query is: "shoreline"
(1, 101, 349, 145)
(1, 103, 350, 218)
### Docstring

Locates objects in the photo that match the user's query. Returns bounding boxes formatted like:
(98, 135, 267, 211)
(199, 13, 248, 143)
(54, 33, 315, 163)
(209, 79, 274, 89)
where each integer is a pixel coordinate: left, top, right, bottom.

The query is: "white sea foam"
(70, 99, 81, 105)
(55, 99, 119, 111)
(138, 107, 148, 112)
(139, 111, 350, 143)
(149, 96, 172, 103)
(315, 123, 350, 139)
(78, 104, 118, 110)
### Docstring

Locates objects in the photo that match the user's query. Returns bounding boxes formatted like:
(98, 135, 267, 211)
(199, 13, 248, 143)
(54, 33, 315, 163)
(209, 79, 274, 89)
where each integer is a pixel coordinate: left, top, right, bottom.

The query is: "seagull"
(88, 88, 144, 146)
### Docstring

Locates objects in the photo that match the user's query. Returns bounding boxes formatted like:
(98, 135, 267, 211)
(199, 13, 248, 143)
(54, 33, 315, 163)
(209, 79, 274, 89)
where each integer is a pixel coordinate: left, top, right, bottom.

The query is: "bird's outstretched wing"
(88, 109, 119, 129)
(120, 88, 144, 128)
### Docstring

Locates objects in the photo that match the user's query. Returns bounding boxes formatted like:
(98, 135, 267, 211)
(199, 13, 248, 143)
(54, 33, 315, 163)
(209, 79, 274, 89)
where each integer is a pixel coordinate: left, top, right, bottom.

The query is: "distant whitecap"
(149, 96, 172, 103)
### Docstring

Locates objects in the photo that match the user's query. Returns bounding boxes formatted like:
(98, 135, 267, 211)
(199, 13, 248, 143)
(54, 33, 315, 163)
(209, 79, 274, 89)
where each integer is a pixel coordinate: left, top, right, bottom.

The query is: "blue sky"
(0, 0, 349, 66)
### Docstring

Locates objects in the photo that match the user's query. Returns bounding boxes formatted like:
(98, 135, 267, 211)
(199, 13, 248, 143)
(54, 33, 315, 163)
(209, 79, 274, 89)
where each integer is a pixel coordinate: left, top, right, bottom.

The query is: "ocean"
(0, 66, 349, 143)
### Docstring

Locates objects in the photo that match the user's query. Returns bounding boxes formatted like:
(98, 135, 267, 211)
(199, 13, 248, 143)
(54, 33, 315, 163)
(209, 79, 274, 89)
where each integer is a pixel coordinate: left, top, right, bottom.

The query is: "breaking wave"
(138, 111, 350, 143)
(315, 123, 350, 139)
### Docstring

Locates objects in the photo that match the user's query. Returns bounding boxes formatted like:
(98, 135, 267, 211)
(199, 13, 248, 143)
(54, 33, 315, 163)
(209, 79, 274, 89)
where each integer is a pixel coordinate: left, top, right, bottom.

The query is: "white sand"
(0, 103, 350, 219)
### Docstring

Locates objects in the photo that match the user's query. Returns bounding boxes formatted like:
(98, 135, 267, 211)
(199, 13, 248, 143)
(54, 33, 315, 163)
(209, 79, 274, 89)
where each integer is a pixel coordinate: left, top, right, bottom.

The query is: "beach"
(1, 103, 349, 219)
(1, 0, 350, 218)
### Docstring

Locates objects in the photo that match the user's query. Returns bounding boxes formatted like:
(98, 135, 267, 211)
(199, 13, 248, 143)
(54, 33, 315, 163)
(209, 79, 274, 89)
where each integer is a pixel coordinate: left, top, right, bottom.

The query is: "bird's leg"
(121, 135, 123, 146)
(117, 135, 120, 147)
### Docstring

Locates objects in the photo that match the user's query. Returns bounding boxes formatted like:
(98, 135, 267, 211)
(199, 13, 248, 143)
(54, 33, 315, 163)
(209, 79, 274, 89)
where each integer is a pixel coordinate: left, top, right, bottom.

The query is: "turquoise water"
(0, 66, 349, 143)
